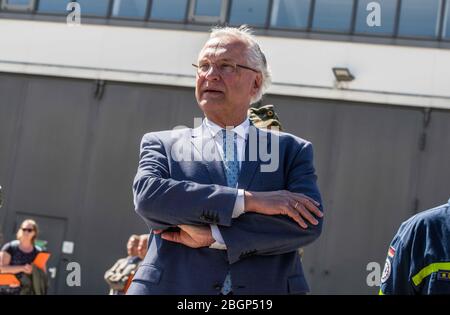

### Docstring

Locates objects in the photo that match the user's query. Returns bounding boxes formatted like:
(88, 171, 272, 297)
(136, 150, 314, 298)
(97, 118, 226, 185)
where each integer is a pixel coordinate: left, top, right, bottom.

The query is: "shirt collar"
(204, 117, 249, 140)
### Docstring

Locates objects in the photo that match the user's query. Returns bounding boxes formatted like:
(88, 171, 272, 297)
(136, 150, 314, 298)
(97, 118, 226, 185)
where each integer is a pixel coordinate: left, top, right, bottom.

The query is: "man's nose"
(204, 65, 220, 80)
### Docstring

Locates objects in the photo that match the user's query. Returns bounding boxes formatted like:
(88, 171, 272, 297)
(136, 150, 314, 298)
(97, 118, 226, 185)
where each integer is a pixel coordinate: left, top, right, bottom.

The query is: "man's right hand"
(154, 225, 215, 249)
(244, 190, 323, 229)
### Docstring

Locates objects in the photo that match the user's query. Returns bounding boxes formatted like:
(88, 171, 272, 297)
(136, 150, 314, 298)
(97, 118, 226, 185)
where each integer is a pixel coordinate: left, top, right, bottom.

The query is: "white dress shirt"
(203, 117, 248, 250)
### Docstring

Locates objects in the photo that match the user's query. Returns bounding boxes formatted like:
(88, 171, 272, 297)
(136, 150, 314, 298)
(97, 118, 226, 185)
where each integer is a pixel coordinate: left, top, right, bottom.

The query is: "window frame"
(109, 0, 150, 20)
(0, 0, 448, 46)
(228, 0, 271, 28)
(352, 0, 399, 37)
(268, 0, 313, 31)
(74, 0, 112, 18)
(310, 0, 356, 34)
(149, 0, 189, 23)
(34, 0, 71, 16)
(440, 0, 450, 41)
(1, 0, 36, 12)
(396, 0, 444, 40)
(188, 0, 229, 24)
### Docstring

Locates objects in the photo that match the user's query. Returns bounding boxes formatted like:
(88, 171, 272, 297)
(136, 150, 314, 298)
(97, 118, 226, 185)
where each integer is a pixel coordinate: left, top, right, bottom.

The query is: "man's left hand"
(154, 225, 215, 248)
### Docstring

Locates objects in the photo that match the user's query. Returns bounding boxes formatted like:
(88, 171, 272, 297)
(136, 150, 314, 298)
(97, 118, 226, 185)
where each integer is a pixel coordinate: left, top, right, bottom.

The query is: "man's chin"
(199, 99, 225, 109)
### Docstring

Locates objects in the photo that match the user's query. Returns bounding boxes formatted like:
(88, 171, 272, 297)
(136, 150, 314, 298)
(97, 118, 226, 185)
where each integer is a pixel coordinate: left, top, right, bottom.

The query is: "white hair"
(208, 25, 272, 105)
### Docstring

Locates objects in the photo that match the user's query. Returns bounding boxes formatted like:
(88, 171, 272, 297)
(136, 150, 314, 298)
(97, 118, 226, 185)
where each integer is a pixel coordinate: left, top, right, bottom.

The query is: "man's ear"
(252, 73, 263, 93)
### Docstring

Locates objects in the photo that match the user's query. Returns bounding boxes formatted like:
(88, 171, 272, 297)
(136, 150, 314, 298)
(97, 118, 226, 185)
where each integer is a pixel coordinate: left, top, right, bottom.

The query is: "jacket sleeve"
(379, 227, 416, 295)
(218, 142, 324, 264)
(133, 132, 237, 230)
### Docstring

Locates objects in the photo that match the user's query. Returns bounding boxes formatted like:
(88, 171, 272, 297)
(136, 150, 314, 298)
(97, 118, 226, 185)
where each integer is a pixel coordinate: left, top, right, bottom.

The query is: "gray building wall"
(0, 72, 449, 294)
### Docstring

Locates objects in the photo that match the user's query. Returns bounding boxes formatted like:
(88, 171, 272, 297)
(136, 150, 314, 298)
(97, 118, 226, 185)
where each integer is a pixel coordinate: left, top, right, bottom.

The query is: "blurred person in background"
(104, 234, 142, 295)
(0, 219, 48, 295)
(137, 234, 149, 261)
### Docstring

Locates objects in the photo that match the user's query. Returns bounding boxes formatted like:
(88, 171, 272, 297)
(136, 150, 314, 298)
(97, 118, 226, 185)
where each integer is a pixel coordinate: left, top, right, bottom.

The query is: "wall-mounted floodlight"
(332, 67, 355, 82)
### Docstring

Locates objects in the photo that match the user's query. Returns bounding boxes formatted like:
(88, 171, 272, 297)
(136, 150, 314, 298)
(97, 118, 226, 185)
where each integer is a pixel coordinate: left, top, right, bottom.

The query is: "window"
(194, 0, 221, 16)
(398, 0, 442, 38)
(312, 0, 354, 33)
(1, 0, 36, 11)
(112, 0, 148, 19)
(37, 0, 70, 14)
(75, 0, 109, 17)
(3, 0, 31, 5)
(189, 0, 227, 23)
(444, 0, 450, 39)
(354, 0, 398, 35)
(229, 0, 270, 27)
(150, 0, 188, 21)
(270, 0, 311, 29)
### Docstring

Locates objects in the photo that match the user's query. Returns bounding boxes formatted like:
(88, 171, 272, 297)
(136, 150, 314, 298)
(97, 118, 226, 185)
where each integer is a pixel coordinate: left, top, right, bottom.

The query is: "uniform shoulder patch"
(381, 258, 392, 283)
(388, 246, 396, 258)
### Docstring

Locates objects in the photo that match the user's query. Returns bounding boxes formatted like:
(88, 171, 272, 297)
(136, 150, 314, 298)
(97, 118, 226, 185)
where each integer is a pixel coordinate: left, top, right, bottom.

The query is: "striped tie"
(220, 129, 239, 295)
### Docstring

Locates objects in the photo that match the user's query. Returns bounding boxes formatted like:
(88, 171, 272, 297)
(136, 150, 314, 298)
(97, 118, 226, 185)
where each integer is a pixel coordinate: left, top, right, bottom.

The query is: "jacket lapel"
(238, 123, 262, 190)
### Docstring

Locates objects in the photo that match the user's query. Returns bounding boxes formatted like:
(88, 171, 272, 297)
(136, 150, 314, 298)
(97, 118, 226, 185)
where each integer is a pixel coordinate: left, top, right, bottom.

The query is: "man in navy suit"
(127, 25, 324, 295)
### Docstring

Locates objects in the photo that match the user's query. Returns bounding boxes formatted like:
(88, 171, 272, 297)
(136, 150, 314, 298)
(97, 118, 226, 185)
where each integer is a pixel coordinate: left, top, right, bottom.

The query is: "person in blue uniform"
(379, 198, 450, 295)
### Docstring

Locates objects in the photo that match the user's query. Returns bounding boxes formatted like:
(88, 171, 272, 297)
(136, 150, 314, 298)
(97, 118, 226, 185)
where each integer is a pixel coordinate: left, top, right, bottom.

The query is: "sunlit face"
(127, 236, 139, 257)
(18, 222, 36, 242)
(137, 235, 148, 259)
(195, 37, 262, 125)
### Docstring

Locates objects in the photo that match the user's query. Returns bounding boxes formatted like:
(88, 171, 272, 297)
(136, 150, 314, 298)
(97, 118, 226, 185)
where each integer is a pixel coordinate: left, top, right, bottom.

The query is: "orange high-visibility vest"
(0, 252, 50, 286)
(123, 273, 135, 294)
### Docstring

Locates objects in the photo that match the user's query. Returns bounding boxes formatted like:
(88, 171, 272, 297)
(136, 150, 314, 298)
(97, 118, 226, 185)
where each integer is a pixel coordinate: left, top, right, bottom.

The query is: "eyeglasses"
(21, 228, 34, 233)
(192, 61, 259, 76)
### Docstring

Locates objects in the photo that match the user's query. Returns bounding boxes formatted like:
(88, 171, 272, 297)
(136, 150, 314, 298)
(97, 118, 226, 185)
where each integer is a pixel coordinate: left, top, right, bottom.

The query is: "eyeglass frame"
(192, 61, 260, 76)
(21, 228, 34, 233)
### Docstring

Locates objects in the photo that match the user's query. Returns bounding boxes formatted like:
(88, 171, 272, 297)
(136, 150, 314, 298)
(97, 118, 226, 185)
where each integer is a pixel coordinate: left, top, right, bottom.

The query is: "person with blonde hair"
(0, 219, 44, 294)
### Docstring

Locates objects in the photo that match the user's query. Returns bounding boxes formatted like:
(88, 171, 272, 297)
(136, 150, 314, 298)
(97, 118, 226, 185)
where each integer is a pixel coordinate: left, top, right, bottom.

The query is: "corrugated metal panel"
(265, 95, 424, 294)
(415, 109, 450, 211)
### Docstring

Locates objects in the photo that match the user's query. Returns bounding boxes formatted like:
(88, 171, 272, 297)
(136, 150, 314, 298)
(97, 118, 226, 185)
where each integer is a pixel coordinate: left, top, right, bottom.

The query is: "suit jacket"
(127, 121, 323, 295)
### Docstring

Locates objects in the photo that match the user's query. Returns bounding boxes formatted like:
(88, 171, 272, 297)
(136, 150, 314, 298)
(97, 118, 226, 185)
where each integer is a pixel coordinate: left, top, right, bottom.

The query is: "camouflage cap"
(248, 104, 283, 131)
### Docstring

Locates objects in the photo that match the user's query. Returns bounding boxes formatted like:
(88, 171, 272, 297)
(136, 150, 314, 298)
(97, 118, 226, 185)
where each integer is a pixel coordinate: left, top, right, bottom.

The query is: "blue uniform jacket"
(380, 198, 450, 295)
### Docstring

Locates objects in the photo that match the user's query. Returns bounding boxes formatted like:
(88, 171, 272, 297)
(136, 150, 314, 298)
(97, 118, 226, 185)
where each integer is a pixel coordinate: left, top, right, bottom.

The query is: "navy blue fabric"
(1, 240, 40, 266)
(380, 198, 450, 294)
(127, 122, 323, 295)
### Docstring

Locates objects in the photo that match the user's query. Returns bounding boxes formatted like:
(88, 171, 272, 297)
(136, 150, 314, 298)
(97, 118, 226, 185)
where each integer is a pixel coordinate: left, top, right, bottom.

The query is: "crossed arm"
(133, 133, 323, 264)
(0, 251, 33, 276)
